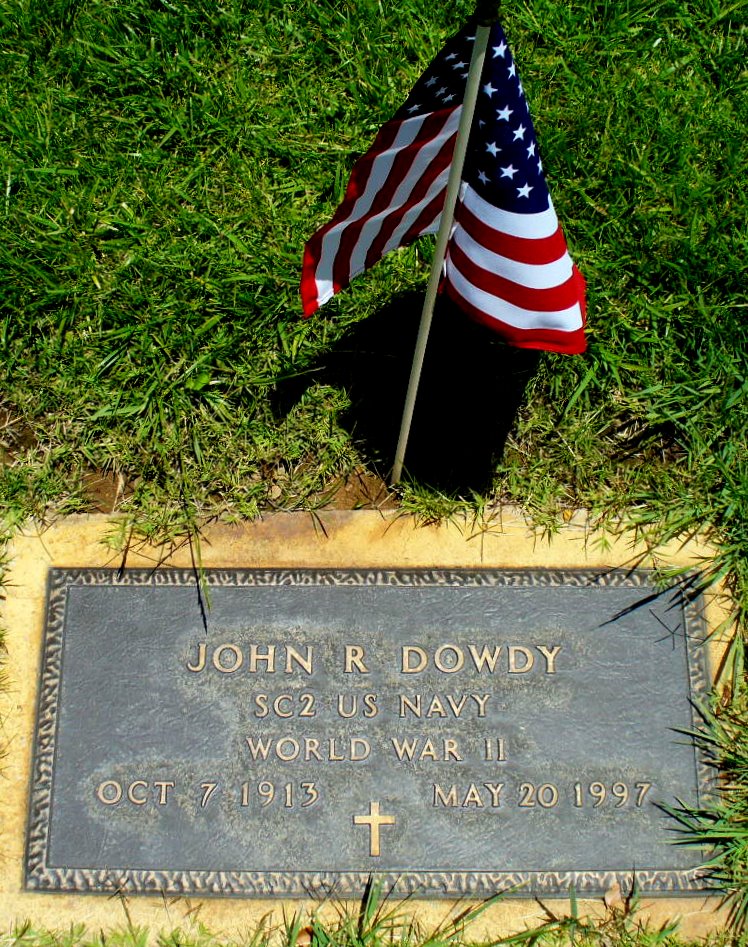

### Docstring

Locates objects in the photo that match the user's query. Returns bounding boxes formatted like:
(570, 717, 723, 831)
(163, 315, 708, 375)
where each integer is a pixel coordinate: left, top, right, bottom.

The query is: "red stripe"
(447, 240, 581, 313)
(334, 110, 454, 291)
(301, 242, 321, 317)
(364, 127, 456, 270)
(444, 278, 587, 354)
(455, 202, 569, 265)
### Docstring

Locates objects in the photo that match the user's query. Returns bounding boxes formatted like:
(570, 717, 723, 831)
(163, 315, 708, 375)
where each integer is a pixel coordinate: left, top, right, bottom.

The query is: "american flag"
(301, 19, 586, 354)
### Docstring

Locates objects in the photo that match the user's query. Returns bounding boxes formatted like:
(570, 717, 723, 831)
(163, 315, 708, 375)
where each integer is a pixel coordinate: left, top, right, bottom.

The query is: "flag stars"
(452, 61, 467, 70)
(493, 41, 507, 58)
(527, 141, 536, 157)
(483, 82, 497, 97)
(424, 76, 438, 88)
(445, 52, 458, 61)
(537, 158, 543, 173)
(478, 170, 490, 185)
(442, 93, 455, 102)
(500, 164, 518, 179)
(407, 104, 421, 113)
(513, 124, 527, 141)
(517, 183, 534, 198)
(486, 141, 500, 156)
(508, 62, 516, 78)
(496, 105, 513, 121)
(437, 86, 448, 96)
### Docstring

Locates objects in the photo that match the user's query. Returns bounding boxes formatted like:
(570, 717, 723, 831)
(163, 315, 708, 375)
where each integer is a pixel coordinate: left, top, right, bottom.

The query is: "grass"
(0, 0, 745, 568)
(1, 0, 747, 933)
(3, 881, 747, 947)
(661, 699, 748, 929)
(0, 0, 746, 570)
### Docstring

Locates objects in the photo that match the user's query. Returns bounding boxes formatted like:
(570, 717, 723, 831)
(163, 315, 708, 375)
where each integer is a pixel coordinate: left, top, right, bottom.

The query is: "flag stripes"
(447, 241, 580, 312)
(363, 126, 456, 269)
(442, 181, 586, 353)
(301, 108, 461, 316)
(450, 226, 574, 290)
(445, 267, 586, 352)
(454, 192, 570, 264)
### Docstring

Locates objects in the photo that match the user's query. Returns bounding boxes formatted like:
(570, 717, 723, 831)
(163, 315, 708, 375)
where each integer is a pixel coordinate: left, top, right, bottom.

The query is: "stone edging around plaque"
(0, 512, 733, 936)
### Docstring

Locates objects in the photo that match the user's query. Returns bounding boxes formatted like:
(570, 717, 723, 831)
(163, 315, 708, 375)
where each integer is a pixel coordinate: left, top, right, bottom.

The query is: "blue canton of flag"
(302, 19, 586, 354)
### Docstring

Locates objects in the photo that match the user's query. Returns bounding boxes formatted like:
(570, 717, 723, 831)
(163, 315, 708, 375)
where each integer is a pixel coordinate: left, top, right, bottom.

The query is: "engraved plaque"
(27, 568, 714, 898)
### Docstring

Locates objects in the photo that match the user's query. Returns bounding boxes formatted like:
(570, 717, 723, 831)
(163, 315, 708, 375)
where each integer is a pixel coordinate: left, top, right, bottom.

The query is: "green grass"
(3, 882, 746, 947)
(661, 699, 748, 929)
(0, 0, 746, 564)
(1, 0, 748, 929)
(0, 0, 745, 554)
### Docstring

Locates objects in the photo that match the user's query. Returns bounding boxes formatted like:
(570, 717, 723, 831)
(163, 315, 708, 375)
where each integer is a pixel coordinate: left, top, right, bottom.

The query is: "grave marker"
(27, 566, 714, 898)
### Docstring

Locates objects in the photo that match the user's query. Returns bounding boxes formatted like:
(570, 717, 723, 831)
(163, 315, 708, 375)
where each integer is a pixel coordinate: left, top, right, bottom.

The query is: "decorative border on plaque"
(26, 568, 717, 898)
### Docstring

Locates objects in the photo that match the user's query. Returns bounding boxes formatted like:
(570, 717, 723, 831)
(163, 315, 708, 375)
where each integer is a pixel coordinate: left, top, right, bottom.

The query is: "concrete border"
(0, 511, 732, 937)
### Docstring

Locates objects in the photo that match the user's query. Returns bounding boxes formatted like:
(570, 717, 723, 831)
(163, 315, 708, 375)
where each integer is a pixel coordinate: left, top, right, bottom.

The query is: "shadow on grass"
(273, 292, 540, 495)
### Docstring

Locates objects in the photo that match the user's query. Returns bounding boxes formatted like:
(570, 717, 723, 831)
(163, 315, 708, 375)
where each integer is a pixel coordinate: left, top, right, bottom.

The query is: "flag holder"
(389, 7, 494, 486)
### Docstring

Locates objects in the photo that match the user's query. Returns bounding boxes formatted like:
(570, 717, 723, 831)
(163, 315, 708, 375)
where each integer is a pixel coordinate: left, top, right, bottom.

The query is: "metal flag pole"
(390, 4, 495, 486)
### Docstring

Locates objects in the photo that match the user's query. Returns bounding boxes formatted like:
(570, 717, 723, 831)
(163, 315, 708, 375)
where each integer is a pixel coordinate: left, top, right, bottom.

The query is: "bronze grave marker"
(27, 568, 713, 898)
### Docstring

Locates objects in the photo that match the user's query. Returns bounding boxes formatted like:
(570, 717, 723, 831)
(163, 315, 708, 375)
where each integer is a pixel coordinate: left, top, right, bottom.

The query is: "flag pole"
(390, 4, 495, 487)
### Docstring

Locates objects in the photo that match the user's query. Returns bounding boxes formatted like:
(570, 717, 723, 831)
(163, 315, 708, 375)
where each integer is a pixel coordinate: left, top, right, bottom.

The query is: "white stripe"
(447, 262, 583, 332)
(346, 110, 460, 278)
(313, 284, 336, 309)
(313, 113, 447, 301)
(461, 182, 559, 239)
(451, 226, 573, 289)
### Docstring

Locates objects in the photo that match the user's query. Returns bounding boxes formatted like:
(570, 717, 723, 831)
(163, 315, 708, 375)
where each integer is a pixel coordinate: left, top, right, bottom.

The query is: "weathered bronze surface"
(27, 568, 713, 898)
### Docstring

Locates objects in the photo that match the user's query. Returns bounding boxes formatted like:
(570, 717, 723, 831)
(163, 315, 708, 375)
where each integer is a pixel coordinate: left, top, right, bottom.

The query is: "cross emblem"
(353, 801, 396, 856)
